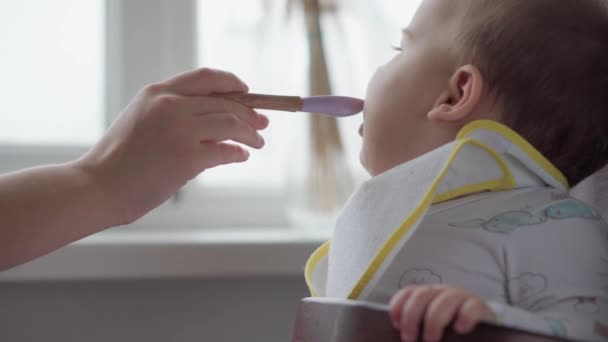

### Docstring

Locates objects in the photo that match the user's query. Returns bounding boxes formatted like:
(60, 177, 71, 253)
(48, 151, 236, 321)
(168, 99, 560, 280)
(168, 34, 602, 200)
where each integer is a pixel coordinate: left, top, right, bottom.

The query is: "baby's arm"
(389, 285, 607, 342)
(389, 216, 608, 342)
(487, 297, 607, 341)
(489, 219, 608, 341)
(0, 68, 268, 271)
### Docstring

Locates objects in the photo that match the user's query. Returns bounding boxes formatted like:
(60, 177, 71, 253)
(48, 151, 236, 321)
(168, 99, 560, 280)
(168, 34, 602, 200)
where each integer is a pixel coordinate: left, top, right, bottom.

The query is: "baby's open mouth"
(358, 124, 364, 137)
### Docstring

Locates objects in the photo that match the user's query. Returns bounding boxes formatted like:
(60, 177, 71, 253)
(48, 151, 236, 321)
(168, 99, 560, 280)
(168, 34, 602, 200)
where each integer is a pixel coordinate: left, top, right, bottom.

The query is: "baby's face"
(360, 0, 464, 176)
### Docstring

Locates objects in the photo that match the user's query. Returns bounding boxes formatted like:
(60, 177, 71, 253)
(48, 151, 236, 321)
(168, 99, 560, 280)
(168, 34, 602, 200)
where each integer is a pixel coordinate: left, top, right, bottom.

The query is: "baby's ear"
(428, 65, 484, 122)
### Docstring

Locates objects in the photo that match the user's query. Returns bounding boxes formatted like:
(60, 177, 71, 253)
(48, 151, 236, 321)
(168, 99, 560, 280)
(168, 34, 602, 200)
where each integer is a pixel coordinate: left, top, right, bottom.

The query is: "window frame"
(0, 0, 289, 230)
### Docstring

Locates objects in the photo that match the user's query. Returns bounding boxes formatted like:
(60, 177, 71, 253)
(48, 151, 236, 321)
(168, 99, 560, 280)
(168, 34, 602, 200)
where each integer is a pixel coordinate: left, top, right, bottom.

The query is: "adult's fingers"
(182, 96, 269, 130)
(198, 142, 250, 170)
(196, 113, 265, 149)
(165, 68, 249, 96)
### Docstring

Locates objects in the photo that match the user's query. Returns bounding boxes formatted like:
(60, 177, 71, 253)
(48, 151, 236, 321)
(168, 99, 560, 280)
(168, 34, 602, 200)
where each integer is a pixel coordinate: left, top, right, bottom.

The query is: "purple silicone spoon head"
(302, 96, 365, 117)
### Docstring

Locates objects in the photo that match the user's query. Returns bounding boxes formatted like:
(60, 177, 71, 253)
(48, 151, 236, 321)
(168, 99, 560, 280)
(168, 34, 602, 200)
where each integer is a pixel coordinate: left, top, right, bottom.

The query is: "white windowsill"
(0, 227, 330, 282)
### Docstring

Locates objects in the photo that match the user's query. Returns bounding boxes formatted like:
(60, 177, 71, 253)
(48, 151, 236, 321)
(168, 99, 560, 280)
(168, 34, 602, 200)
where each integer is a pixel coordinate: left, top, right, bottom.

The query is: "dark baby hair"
(461, 0, 608, 185)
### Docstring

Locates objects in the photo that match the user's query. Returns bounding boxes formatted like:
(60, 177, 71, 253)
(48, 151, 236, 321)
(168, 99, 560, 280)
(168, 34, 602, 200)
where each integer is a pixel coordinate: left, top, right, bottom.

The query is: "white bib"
(305, 120, 568, 300)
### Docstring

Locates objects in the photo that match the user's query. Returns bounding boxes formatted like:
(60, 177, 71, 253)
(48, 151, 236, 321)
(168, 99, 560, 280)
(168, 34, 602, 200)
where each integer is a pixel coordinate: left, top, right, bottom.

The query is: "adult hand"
(78, 68, 269, 224)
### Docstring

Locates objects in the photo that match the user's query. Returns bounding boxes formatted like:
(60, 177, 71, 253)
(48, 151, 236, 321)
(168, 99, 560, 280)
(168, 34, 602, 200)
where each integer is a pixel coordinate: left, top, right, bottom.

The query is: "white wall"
(0, 276, 308, 342)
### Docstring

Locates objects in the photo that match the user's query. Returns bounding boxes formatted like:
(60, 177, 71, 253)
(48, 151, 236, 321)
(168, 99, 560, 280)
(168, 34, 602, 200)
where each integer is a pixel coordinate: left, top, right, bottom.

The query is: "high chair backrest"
(292, 298, 573, 342)
(571, 164, 608, 219)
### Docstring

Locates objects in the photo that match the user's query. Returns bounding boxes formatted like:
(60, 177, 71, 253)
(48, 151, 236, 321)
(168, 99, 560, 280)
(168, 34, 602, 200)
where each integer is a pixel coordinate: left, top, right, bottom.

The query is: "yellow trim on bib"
(305, 241, 330, 297)
(457, 120, 569, 189)
(303, 120, 568, 299)
(347, 138, 514, 299)
(433, 140, 516, 204)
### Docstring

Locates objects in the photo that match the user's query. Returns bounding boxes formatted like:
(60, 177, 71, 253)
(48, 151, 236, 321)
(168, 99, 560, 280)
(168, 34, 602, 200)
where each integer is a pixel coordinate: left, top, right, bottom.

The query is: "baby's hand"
(78, 68, 269, 225)
(389, 285, 495, 342)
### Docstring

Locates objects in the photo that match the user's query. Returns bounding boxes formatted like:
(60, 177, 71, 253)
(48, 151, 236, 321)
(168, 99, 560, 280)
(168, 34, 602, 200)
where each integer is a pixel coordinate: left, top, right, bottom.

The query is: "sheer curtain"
(197, 0, 422, 190)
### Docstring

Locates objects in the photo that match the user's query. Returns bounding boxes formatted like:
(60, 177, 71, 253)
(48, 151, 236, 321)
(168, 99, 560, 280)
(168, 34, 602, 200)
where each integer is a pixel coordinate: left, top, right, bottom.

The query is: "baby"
(305, 0, 608, 341)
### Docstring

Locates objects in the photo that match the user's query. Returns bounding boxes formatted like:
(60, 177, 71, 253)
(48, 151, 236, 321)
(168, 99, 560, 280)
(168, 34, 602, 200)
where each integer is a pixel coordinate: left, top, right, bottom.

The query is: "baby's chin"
(359, 148, 374, 176)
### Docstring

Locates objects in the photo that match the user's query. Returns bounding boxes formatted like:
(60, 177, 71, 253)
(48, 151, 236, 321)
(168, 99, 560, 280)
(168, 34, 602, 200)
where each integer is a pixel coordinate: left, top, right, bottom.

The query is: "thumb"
(166, 68, 249, 96)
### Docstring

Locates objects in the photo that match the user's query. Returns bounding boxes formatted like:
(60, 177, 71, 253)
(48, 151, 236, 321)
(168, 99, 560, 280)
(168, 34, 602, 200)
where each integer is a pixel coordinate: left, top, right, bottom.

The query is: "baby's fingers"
(400, 287, 441, 341)
(454, 298, 495, 334)
(423, 291, 468, 342)
(389, 288, 415, 329)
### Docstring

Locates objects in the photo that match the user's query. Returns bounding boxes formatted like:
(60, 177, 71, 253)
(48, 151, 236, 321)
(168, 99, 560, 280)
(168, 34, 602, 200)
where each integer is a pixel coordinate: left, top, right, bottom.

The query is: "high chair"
(292, 297, 573, 342)
(292, 165, 608, 342)
(571, 164, 608, 219)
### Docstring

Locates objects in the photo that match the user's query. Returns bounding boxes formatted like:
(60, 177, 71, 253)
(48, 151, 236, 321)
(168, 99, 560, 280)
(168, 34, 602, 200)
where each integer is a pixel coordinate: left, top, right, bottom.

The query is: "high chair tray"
(292, 297, 574, 342)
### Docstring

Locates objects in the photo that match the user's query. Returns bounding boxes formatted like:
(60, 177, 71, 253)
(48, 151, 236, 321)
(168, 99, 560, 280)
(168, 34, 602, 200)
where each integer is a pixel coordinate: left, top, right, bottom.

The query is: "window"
(0, 0, 104, 174)
(0, 1, 104, 146)
(196, 0, 422, 190)
(0, 0, 422, 229)
(192, 0, 422, 228)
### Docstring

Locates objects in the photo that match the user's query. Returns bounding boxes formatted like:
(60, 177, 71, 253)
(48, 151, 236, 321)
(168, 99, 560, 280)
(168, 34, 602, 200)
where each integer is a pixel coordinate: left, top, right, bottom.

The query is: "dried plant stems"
(302, 0, 347, 213)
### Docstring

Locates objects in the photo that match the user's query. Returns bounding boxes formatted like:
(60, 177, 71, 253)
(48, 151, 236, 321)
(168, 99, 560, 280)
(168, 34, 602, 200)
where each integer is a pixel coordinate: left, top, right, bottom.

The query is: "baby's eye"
(391, 45, 403, 52)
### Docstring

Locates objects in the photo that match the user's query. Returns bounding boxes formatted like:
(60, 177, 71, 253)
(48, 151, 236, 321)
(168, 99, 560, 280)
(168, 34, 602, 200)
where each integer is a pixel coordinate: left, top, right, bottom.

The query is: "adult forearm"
(0, 68, 269, 271)
(0, 162, 118, 270)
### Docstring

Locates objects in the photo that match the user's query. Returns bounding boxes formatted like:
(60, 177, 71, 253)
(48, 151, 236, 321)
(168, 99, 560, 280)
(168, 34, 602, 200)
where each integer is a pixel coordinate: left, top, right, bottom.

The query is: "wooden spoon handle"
(215, 93, 303, 112)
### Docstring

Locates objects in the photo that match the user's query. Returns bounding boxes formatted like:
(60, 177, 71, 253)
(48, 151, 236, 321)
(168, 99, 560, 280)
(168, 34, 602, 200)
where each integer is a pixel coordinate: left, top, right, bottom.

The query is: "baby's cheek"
(368, 73, 410, 115)
(364, 86, 393, 126)
(364, 79, 381, 109)
(365, 65, 393, 100)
